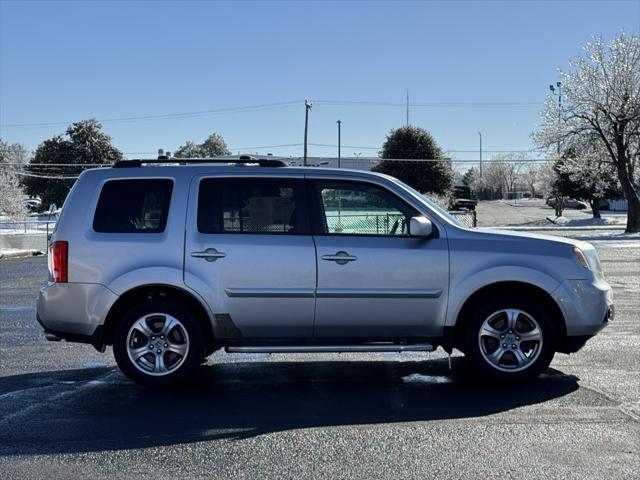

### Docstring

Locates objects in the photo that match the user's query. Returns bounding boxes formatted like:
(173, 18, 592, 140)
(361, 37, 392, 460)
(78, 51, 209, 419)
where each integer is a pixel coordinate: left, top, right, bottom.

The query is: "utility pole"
(549, 81, 564, 216)
(336, 120, 342, 168)
(406, 89, 409, 126)
(303, 100, 312, 166)
(478, 131, 483, 177)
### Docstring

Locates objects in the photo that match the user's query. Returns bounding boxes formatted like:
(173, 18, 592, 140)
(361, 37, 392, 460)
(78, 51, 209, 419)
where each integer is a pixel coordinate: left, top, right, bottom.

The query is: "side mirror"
(409, 216, 433, 238)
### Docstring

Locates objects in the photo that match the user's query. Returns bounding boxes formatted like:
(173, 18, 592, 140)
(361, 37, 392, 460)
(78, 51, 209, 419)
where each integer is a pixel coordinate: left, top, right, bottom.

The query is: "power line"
(1, 97, 544, 130)
(0, 101, 303, 129)
(315, 100, 541, 108)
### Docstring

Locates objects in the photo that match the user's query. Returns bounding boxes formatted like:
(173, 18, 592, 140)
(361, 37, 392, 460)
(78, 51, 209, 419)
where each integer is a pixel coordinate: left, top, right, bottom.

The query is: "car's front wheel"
(113, 301, 204, 387)
(463, 296, 557, 381)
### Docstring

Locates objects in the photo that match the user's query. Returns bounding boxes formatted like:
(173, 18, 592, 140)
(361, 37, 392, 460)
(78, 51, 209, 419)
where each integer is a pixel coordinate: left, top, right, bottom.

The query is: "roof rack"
(113, 155, 287, 169)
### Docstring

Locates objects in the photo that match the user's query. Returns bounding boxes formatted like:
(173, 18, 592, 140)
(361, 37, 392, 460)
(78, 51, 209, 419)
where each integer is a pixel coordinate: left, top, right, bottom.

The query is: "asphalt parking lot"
(0, 234, 638, 479)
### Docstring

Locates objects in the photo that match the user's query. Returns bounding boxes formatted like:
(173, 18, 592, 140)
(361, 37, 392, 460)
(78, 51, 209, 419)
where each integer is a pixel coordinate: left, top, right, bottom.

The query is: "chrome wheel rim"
(126, 313, 190, 376)
(477, 308, 543, 373)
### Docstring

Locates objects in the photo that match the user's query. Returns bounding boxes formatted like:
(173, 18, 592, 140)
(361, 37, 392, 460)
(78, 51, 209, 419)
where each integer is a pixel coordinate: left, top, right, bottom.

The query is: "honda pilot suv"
(37, 157, 613, 386)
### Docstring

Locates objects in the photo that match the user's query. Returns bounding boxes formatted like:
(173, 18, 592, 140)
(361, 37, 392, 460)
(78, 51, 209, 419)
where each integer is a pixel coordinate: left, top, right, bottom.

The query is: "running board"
(225, 343, 435, 354)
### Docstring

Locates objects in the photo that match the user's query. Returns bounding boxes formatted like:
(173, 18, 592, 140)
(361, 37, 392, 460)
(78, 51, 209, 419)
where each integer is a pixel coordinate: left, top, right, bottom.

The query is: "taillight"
(49, 241, 68, 282)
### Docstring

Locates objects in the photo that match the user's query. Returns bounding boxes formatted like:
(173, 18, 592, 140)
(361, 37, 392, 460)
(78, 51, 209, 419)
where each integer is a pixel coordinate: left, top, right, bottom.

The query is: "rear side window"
(93, 179, 173, 233)
(198, 178, 302, 234)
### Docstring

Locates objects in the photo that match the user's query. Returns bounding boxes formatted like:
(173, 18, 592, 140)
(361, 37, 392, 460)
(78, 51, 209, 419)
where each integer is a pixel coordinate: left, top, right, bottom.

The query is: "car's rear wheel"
(463, 295, 556, 381)
(113, 300, 204, 387)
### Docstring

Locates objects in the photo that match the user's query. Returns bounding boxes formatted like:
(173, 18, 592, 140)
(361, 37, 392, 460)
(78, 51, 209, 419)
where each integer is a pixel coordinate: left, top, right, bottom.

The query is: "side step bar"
(225, 343, 434, 354)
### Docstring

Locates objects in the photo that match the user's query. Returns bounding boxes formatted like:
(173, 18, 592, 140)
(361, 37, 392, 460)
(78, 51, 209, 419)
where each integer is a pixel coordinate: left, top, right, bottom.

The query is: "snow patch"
(401, 373, 451, 384)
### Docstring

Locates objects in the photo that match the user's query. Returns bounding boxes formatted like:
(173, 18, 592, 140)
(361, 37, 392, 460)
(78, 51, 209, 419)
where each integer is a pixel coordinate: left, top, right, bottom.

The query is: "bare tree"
(476, 153, 525, 198)
(533, 34, 640, 232)
(521, 165, 540, 198)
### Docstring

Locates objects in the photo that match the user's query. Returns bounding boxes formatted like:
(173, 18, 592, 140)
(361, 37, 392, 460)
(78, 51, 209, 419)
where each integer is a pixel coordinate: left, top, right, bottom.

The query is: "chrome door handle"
(321, 251, 357, 265)
(191, 248, 226, 262)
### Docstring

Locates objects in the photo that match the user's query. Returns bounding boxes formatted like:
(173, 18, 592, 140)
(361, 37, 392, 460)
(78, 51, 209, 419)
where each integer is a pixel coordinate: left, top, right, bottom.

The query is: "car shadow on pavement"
(0, 358, 580, 456)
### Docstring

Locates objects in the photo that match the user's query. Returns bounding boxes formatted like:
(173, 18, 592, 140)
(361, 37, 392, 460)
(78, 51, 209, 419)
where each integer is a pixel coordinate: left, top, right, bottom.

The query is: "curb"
(0, 249, 45, 260)
(485, 225, 627, 232)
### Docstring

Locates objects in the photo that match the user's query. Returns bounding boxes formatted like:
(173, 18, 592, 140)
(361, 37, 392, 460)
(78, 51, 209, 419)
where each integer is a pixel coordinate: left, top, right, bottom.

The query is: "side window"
(93, 179, 173, 233)
(314, 181, 417, 236)
(198, 178, 302, 234)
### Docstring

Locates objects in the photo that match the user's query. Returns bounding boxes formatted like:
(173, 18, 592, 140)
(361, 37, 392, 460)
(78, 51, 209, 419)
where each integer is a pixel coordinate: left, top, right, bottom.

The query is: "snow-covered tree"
(555, 141, 621, 218)
(533, 33, 640, 232)
(0, 169, 27, 218)
(0, 139, 29, 219)
(0, 140, 29, 168)
(174, 133, 231, 158)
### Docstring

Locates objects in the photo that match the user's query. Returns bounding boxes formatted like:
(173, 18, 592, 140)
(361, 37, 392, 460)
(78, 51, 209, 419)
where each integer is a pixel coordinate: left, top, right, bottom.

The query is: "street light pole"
(478, 131, 482, 177)
(336, 120, 342, 168)
(303, 100, 312, 166)
(549, 81, 562, 154)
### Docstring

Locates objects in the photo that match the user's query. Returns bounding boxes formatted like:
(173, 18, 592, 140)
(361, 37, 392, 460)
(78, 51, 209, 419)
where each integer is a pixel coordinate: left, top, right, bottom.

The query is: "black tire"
(113, 300, 205, 387)
(462, 295, 556, 382)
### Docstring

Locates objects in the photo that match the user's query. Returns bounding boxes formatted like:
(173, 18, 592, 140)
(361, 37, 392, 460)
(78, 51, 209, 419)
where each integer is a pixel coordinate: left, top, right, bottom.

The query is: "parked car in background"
(546, 197, 589, 210)
(37, 157, 613, 387)
(22, 198, 42, 213)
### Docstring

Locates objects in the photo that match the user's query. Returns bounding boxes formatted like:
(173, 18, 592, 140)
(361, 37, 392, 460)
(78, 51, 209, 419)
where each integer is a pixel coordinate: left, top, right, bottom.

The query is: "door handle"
(321, 251, 357, 265)
(191, 248, 226, 262)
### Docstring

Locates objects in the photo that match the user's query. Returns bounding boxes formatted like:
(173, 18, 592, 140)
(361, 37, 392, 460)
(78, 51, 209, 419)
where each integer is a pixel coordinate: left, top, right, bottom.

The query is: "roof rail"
(113, 155, 287, 168)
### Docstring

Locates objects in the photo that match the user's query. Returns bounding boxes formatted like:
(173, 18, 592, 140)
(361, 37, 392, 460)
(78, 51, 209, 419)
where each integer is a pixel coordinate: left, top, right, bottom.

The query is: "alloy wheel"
(477, 308, 543, 373)
(126, 313, 190, 376)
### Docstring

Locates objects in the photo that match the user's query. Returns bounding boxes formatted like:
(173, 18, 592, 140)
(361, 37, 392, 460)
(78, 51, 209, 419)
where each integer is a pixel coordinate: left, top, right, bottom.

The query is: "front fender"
(445, 266, 561, 327)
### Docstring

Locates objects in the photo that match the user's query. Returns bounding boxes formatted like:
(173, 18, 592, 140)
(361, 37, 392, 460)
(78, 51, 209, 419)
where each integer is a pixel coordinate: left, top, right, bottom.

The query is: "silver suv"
(37, 157, 613, 386)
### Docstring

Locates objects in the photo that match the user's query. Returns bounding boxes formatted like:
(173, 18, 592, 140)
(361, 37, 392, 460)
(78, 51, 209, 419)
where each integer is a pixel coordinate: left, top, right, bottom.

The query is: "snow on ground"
(544, 215, 627, 227)
(0, 213, 57, 234)
(571, 231, 640, 249)
(476, 199, 628, 228)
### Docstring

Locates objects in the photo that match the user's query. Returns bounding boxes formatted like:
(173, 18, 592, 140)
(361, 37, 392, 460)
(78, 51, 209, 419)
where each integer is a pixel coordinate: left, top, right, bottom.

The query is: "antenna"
(406, 89, 409, 126)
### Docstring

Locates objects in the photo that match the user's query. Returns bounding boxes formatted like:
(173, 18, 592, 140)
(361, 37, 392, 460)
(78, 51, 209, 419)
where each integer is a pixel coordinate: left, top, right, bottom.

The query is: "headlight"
(573, 246, 590, 269)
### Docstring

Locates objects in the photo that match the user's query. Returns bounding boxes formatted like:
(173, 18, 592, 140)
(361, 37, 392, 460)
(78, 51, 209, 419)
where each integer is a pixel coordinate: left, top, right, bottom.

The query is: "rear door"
(184, 175, 316, 339)
(309, 178, 449, 339)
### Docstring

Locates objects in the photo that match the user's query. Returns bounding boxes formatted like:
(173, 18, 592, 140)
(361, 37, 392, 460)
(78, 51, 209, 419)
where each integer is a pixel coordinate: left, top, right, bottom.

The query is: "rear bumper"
(36, 313, 106, 351)
(36, 282, 118, 351)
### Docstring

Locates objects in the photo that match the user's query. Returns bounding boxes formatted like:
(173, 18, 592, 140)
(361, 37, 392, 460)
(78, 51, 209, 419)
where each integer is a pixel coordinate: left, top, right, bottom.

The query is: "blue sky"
(1, 0, 638, 167)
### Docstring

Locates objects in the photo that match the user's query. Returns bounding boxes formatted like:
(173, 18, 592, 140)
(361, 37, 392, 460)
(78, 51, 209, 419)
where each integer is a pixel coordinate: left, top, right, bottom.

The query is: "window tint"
(314, 181, 416, 236)
(93, 179, 173, 233)
(198, 178, 301, 234)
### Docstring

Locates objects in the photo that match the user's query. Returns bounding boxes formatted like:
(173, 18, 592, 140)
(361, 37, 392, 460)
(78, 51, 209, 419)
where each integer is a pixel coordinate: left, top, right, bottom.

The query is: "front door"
(310, 179, 449, 339)
(184, 175, 316, 339)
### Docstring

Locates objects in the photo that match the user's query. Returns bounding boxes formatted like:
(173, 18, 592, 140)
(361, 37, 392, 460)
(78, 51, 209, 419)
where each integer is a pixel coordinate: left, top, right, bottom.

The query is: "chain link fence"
(325, 212, 405, 235)
(0, 220, 56, 253)
(449, 210, 477, 228)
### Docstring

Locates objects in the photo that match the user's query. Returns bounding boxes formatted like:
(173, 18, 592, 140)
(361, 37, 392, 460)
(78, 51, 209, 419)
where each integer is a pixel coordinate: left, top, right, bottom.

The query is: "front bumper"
(552, 278, 613, 353)
(36, 282, 118, 351)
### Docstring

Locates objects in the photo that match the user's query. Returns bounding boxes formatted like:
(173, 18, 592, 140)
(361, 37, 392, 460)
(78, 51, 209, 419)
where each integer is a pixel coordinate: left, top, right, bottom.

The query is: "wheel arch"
(452, 281, 568, 352)
(102, 284, 215, 349)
